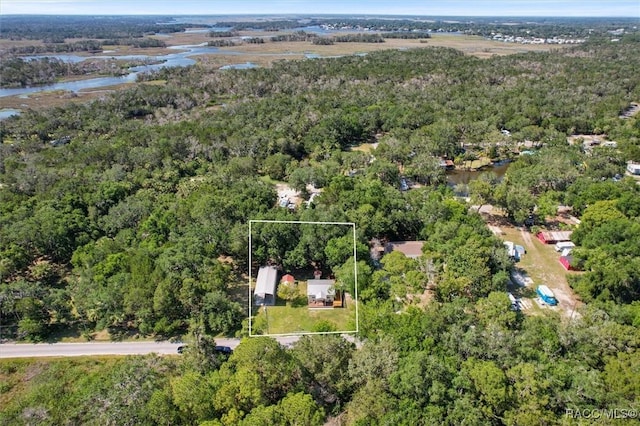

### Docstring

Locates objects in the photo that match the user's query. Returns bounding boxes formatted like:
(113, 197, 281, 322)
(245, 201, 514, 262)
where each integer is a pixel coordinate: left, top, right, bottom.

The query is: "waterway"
(0, 109, 21, 120)
(0, 23, 449, 99)
(446, 161, 511, 187)
(0, 43, 238, 98)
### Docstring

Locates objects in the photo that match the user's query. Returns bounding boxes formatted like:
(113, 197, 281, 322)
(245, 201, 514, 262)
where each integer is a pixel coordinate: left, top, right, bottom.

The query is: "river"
(0, 43, 252, 99)
(0, 23, 456, 100)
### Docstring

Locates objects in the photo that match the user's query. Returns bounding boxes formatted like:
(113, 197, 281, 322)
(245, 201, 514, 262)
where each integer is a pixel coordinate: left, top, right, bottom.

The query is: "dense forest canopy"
(0, 16, 639, 424)
(0, 15, 199, 42)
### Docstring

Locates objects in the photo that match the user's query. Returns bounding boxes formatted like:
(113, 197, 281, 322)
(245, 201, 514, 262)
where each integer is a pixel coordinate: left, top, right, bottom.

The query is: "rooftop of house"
(307, 279, 335, 298)
(385, 241, 425, 258)
(281, 274, 295, 283)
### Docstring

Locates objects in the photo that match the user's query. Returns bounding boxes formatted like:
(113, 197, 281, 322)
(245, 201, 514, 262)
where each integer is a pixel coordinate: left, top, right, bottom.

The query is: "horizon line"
(2, 13, 638, 19)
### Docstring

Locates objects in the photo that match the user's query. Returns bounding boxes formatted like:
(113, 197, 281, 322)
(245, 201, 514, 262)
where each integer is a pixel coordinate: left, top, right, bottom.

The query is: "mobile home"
(554, 241, 575, 252)
(536, 285, 558, 306)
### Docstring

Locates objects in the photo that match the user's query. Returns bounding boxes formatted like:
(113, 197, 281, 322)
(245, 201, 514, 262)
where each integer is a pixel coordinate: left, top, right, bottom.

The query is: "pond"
(0, 109, 21, 120)
(446, 161, 511, 187)
(219, 62, 258, 70)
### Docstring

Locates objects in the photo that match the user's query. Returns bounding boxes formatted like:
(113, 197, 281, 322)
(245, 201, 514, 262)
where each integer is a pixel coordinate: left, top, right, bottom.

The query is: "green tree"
(277, 281, 300, 306)
(291, 335, 355, 408)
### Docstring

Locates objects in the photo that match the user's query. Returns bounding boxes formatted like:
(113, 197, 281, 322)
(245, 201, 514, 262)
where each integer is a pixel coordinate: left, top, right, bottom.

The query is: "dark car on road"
(214, 346, 233, 355)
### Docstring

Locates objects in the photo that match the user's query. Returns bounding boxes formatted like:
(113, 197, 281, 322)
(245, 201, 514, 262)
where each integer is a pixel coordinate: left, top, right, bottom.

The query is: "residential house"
(307, 279, 341, 308)
(385, 241, 425, 259)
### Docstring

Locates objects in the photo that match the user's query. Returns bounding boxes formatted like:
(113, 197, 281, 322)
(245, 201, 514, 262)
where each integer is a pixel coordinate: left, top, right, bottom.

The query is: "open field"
(193, 34, 563, 65)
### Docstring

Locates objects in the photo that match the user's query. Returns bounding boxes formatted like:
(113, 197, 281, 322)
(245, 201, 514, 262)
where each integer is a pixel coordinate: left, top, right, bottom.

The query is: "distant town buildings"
(489, 33, 586, 44)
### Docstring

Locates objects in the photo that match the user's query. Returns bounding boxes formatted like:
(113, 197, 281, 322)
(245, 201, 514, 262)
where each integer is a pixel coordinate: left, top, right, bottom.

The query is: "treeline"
(382, 31, 431, 39)
(333, 33, 385, 43)
(5, 37, 166, 55)
(207, 39, 240, 47)
(270, 30, 318, 42)
(208, 30, 240, 38)
(0, 15, 195, 41)
(6, 40, 104, 54)
(0, 57, 79, 88)
(0, 57, 154, 88)
(212, 19, 303, 31)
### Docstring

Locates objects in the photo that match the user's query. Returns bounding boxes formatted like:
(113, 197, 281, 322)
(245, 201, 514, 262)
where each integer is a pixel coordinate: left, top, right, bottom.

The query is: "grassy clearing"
(349, 143, 378, 153)
(254, 303, 357, 335)
(253, 281, 357, 335)
(258, 175, 285, 186)
(0, 356, 121, 407)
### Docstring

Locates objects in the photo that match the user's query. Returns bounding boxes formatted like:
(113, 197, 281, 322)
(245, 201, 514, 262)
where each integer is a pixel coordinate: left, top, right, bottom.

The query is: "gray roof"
(307, 279, 335, 299)
(255, 266, 278, 296)
(385, 241, 425, 258)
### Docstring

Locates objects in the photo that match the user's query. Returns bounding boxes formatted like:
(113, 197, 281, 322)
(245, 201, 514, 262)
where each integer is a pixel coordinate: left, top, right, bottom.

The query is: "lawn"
(252, 281, 357, 335)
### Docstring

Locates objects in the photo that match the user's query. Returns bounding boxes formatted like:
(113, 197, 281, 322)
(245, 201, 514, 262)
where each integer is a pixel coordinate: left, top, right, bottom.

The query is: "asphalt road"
(0, 336, 306, 359)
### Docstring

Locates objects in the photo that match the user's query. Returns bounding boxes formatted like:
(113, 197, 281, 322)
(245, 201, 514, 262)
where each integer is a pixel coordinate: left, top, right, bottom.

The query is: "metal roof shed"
(254, 266, 278, 306)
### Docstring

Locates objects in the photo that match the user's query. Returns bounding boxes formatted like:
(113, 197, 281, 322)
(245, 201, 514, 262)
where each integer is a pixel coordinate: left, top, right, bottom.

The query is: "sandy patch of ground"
(276, 183, 302, 207)
(519, 227, 534, 246)
(488, 225, 505, 236)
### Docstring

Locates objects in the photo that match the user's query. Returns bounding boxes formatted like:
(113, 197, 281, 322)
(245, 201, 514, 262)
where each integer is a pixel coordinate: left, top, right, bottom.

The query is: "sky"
(1, 0, 639, 17)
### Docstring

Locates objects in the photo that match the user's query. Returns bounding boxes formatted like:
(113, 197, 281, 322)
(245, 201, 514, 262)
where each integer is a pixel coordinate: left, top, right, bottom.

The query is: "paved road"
(0, 336, 307, 359)
(0, 341, 186, 358)
(0, 334, 361, 359)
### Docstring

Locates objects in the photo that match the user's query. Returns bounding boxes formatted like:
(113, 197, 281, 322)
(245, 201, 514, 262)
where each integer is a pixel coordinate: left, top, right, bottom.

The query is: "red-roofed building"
(281, 274, 295, 284)
(559, 256, 578, 271)
(537, 231, 572, 244)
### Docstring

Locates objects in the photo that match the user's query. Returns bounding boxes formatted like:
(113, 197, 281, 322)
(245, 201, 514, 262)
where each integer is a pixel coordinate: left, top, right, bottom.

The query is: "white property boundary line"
(248, 219, 359, 337)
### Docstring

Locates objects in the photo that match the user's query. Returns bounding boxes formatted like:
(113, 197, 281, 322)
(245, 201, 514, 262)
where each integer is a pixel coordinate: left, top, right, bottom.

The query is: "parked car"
(400, 178, 409, 191)
(214, 345, 233, 355)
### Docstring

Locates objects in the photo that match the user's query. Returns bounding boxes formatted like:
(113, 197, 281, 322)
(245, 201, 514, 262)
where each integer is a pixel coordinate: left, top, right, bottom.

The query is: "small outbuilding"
(536, 231, 573, 244)
(559, 255, 578, 271)
(281, 274, 295, 284)
(254, 266, 278, 306)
